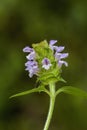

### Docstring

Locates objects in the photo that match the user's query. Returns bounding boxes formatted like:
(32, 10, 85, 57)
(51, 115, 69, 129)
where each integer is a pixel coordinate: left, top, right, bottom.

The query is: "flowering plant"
(10, 40, 87, 130)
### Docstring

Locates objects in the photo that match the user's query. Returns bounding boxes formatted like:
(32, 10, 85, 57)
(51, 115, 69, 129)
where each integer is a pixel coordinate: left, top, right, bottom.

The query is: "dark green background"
(0, 0, 87, 130)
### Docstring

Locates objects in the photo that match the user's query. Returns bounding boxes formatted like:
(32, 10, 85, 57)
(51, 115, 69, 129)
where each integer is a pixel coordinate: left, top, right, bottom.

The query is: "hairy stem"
(43, 83, 56, 130)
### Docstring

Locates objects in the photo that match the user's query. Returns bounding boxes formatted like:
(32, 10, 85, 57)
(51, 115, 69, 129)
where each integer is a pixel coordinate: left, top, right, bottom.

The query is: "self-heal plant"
(23, 40, 68, 81)
(10, 40, 87, 130)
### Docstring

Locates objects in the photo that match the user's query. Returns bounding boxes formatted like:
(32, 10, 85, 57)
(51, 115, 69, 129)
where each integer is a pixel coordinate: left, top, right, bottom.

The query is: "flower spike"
(23, 40, 69, 80)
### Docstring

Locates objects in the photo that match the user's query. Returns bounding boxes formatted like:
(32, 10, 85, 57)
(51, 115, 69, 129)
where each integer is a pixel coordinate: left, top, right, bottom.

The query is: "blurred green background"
(0, 0, 87, 130)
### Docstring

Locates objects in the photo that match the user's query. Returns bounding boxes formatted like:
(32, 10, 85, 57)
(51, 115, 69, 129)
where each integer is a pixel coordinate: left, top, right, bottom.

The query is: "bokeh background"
(0, 0, 87, 130)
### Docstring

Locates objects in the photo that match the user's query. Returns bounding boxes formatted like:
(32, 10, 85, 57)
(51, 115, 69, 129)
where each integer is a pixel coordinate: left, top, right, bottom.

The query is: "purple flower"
(49, 40, 69, 67)
(23, 46, 36, 60)
(25, 61, 39, 77)
(54, 46, 65, 52)
(49, 40, 64, 53)
(49, 40, 57, 51)
(26, 51, 36, 60)
(49, 40, 57, 46)
(23, 46, 39, 77)
(55, 52, 69, 67)
(58, 60, 68, 67)
(55, 52, 69, 60)
(42, 58, 52, 70)
(23, 46, 34, 53)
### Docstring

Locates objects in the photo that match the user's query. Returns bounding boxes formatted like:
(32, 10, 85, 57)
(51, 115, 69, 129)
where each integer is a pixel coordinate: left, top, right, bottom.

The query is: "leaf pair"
(10, 86, 87, 99)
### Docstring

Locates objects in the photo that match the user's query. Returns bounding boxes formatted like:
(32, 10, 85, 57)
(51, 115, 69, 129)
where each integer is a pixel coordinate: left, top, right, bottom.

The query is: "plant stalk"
(43, 83, 56, 130)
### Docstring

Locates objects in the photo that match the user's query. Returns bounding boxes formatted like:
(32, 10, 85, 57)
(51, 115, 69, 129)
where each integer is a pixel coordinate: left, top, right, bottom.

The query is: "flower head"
(23, 40, 69, 84)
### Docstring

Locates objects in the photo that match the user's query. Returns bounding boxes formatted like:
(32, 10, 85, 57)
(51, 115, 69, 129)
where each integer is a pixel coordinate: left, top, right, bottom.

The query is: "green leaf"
(9, 85, 49, 99)
(56, 86, 87, 98)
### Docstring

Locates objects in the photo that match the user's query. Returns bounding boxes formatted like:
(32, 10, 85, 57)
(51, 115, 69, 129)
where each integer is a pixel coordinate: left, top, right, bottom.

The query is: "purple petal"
(55, 52, 61, 60)
(55, 52, 68, 60)
(25, 60, 39, 77)
(42, 58, 50, 65)
(42, 64, 52, 70)
(29, 71, 33, 77)
(23, 46, 34, 53)
(54, 46, 65, 52)
(26, 51, 36, 60)
(25, 61, 38, 67)
(42, 58, 52, 70)
(28, 69, 35, 77)
(60, 53, 69, 59)
(25, 61, 31, 67)
(25, 61, 34, 67)
(29, 67, 39, 78)
(49, 40, 57, 45)
(58, 60, 68, 67)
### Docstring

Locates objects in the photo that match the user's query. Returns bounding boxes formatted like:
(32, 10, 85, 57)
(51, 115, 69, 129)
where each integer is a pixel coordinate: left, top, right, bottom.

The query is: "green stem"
(43, 83, 56, 130)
